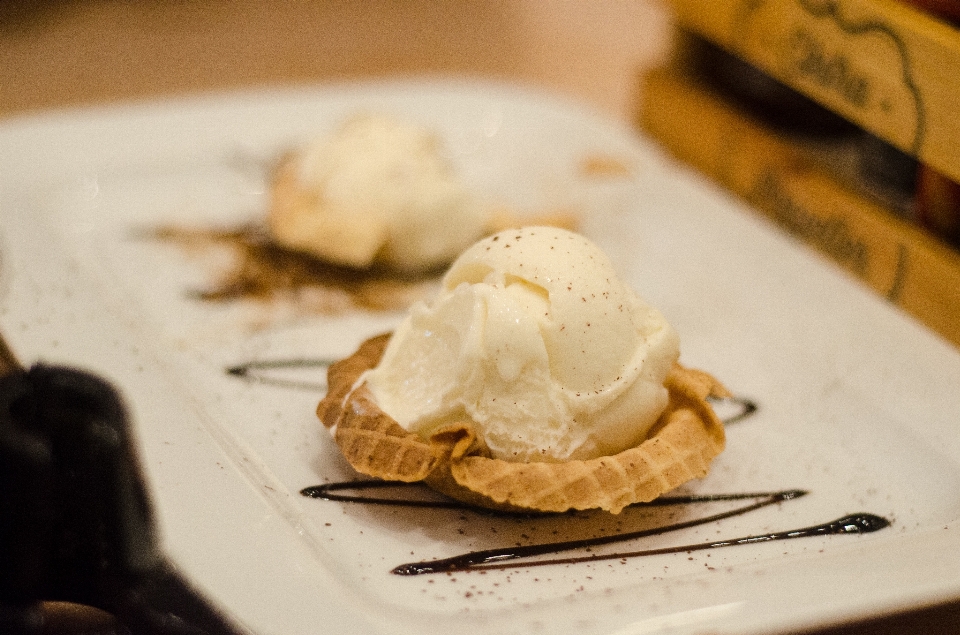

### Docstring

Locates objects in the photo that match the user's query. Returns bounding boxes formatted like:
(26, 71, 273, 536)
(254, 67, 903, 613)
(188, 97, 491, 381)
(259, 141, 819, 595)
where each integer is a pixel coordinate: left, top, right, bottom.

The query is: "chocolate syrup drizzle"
(716, 396, 758, 425)
(224, 357, 889, 576)
(395, 511, 889, 575)
(393, 497, 887, 575)
(300, 482, 888, 575)
(226, 358, 333, 391)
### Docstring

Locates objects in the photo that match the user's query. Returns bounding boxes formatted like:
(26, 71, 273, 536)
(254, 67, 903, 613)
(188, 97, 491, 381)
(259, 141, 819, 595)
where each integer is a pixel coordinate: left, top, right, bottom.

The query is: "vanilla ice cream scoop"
(268, 114, 488, 272)
(363, 226, 680, 462)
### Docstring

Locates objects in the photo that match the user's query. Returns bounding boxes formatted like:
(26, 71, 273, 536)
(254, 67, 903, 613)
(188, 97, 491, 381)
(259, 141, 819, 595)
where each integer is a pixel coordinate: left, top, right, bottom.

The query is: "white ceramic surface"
(2, 80, 960, 635)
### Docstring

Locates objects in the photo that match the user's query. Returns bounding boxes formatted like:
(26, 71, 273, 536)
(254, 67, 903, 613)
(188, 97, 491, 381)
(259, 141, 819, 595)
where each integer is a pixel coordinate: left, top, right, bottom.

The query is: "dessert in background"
(317, 227, 727, 514)
(269, 114, 490, 273)
(154, 114, 577, 315)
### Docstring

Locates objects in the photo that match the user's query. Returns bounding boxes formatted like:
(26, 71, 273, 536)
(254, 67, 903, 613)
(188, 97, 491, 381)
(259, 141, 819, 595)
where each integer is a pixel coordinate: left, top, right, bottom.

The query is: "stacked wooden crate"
(640, 0, 960, 346)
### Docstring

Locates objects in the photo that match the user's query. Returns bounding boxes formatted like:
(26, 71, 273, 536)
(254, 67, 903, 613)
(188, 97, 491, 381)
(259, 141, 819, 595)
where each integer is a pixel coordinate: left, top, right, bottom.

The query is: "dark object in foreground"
(0, 363, 240, 635)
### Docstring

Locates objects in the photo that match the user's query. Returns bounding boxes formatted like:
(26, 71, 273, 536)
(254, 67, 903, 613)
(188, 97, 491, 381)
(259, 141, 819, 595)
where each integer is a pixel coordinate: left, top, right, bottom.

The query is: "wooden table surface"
(2, 1, 959, 633)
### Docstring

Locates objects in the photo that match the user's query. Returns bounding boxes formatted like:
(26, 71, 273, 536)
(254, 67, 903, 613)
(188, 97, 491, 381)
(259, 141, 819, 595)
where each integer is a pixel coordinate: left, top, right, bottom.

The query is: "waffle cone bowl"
(317, 334, 728, 514)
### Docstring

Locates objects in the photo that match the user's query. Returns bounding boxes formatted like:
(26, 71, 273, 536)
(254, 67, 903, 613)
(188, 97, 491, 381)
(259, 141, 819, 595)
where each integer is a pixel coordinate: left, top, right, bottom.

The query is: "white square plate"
(2, 80, 960, 635)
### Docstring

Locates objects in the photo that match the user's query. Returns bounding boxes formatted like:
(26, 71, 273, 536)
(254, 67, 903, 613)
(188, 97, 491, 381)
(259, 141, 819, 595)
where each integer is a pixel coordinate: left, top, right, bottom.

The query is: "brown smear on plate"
(149, 223, 439, 314)
(148, 208, 580, 316)
(579, 154, 633, 178)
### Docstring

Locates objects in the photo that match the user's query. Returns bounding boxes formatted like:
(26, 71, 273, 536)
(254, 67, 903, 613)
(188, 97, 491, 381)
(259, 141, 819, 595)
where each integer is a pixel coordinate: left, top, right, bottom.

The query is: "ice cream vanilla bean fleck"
(317, 227, 727, 513)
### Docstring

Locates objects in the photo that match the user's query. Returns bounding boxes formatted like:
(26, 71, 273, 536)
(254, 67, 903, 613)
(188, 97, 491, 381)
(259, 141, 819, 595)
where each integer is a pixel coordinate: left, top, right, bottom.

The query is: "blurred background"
(0, 0, 670, 121)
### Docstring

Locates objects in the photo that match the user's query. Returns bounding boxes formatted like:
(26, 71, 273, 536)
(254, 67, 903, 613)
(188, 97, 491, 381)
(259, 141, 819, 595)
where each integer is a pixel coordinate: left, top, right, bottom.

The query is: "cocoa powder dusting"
(149, 224, 438, 313)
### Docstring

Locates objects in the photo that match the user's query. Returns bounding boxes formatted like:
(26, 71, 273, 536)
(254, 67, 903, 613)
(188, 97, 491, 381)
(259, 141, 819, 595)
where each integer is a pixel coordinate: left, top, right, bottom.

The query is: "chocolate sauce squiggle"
(301, 480, 483, 510)
(711, 396, 758, 424)
(226, 358, 332, 391)
(390, 490, 808, 575)
(300, 480, 789, 511)
(394, 511, 889, 575)
(300, 481, 890, 575)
